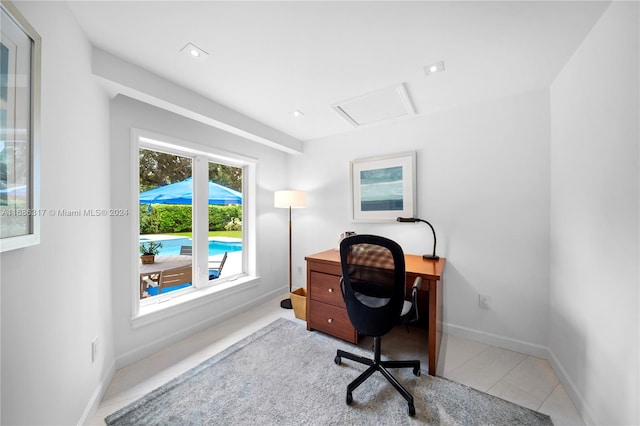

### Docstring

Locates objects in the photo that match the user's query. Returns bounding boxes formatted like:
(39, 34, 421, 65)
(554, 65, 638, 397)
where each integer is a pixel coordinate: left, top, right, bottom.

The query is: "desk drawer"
(309, 271, 344, 306)
(309, 301, 356, 343)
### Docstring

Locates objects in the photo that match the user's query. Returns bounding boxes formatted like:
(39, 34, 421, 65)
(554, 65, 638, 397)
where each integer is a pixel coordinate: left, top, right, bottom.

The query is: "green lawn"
(167, 231, 242, 239)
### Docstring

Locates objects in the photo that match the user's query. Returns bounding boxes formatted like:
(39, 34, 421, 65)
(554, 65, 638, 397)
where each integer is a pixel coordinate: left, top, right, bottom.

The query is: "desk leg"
(428, 278, 443, 376)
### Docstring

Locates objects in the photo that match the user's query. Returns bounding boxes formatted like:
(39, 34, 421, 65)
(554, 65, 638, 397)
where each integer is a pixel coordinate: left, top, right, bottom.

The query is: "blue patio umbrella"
(139, 177, 242, 205)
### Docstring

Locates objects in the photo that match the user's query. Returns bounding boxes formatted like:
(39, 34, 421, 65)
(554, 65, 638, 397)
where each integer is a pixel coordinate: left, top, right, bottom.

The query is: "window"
(138, 147, 195, 299)
(133, 130, 256, 317)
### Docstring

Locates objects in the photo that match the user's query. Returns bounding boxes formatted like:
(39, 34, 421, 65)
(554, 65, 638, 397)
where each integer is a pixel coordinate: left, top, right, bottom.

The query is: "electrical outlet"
(91, 337, 98, 363)
(479, 294, 491, 310)
(297, 266, 303, 275)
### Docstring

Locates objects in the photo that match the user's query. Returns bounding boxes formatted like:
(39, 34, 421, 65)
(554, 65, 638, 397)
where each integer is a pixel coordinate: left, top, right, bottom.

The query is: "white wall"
(549, 2, 639, 425)
(0, 2, 113, 425)
(291, 89, 551, 353)
(110, 95, 289, 366)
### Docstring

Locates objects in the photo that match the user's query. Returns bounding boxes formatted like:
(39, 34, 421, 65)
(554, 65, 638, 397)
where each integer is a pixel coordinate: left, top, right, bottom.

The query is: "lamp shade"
(274, 190, 306, 208)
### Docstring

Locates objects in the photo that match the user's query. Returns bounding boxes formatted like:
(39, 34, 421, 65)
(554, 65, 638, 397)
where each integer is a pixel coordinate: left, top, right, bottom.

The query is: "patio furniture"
(139, 255, 192, 298)
(209, 251, 228, 280)
(152, 265, 192, 296)
(179, 246, 227, 280)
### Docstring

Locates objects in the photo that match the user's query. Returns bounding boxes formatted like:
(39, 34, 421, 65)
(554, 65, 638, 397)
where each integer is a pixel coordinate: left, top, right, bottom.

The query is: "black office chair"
(334, 234, 422, 417)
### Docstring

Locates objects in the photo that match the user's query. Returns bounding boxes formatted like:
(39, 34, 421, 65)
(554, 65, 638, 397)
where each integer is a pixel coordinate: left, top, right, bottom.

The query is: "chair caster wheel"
(408, 403, 416, 417)
(334, 356, 341, 365)
(346, 392, 353, 405)
(413, 367, 421, 377)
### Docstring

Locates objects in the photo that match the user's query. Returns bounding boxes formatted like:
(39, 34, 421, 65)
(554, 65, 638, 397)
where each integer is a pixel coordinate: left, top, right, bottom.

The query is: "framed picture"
(350, 152, 416, 222)
(0, 1, 41, 252)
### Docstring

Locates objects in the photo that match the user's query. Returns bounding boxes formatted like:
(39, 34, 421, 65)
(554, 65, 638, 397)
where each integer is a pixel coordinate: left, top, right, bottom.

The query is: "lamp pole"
(283, 205, 293, 309)
(396, 217, 439, 260)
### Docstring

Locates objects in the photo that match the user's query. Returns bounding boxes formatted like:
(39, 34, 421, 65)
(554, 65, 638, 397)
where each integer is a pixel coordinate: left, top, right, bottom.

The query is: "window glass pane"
(138, 148, 193, 300)
(207, 161, 243, 281)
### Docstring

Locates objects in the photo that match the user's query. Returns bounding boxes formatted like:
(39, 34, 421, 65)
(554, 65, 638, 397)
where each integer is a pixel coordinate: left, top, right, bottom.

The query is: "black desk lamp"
(396, 217, 440, 260)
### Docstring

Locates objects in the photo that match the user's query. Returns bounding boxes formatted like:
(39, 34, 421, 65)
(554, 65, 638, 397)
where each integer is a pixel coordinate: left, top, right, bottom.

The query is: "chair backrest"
(339, 234, 406, 337)
(218, 251, 228, 271)
(159, 265, 192, 293)
(180, 245, 192, 255)
(208, 251, 228, 280)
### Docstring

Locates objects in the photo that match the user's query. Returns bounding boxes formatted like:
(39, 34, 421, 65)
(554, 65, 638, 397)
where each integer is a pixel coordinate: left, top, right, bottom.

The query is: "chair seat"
(401, 300, 412, 317)
(147, 282, 191, 296)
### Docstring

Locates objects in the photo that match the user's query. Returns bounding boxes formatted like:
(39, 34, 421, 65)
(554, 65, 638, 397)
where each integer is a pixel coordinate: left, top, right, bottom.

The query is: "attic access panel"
(332, 84, 415, 127)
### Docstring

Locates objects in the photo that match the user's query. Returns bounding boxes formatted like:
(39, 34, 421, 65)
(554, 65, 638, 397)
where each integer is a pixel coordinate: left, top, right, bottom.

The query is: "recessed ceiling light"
(292, 110, 304, 118)
(424, 61, 445, 76)
(180, 43, 209, 59)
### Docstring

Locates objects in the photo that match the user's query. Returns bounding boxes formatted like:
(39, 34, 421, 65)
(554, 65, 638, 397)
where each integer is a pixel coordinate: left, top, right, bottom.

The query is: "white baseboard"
(443, 322, 549, 358)
(546, 349, 597, 426)
(77, 361, 116, 426)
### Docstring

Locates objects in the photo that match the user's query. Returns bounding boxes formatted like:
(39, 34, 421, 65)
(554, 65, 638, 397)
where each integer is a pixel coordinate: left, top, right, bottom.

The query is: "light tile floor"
(91, 294, 584, 425)
(438, 335, 584, 425)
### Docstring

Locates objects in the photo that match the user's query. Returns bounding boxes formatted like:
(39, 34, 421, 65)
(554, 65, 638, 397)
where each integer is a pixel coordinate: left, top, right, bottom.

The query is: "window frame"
(130, 129, 258, 326)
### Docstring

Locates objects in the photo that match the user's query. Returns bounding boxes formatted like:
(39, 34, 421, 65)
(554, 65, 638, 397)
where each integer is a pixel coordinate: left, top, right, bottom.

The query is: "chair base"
(334, 336, 420, 417)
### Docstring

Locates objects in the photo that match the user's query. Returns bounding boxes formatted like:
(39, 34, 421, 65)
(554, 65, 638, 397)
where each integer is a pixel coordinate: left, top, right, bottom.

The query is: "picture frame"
(350, 151, 416, 222)
(0, 1, 41, 252)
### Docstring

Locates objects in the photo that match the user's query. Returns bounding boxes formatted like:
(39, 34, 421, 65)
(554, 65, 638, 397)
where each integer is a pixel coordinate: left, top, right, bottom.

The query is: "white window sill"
(131, 275, 260, 329)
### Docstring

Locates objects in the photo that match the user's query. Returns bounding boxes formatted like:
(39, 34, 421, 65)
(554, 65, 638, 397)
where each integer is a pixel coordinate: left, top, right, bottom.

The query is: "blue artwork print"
(360, 166, 403, 211)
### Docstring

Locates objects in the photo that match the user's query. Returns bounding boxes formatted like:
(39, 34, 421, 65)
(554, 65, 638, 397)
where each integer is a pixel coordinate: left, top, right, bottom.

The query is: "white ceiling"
(67, 1, 610, 142)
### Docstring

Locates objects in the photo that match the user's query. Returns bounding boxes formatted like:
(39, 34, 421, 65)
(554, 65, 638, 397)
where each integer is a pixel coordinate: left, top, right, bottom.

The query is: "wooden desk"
(305, 249, 445, 376)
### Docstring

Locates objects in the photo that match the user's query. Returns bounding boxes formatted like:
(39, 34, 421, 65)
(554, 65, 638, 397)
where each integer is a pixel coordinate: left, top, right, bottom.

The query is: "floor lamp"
(274, 190, 307, 309)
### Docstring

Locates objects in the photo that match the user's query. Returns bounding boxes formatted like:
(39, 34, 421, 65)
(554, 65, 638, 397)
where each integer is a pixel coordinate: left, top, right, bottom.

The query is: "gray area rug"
(106, 318, 553, 425)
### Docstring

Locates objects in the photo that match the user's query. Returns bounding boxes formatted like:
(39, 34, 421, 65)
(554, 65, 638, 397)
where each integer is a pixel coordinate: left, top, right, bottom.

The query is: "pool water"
(140, 236, 242, 256)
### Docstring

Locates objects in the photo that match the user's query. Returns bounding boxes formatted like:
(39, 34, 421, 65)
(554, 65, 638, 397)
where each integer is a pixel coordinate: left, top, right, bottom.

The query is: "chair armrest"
(411, 276, 423, 296)
(410, 276, 423, 322)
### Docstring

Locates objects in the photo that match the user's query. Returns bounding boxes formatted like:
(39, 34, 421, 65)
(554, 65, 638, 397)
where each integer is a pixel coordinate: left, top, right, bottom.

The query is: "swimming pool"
(140, 236, 242, 256)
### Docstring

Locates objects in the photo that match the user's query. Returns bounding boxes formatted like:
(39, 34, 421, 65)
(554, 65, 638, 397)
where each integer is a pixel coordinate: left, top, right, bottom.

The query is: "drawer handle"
(328, 288, 333, 293)
(327, 318, 333, 324)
